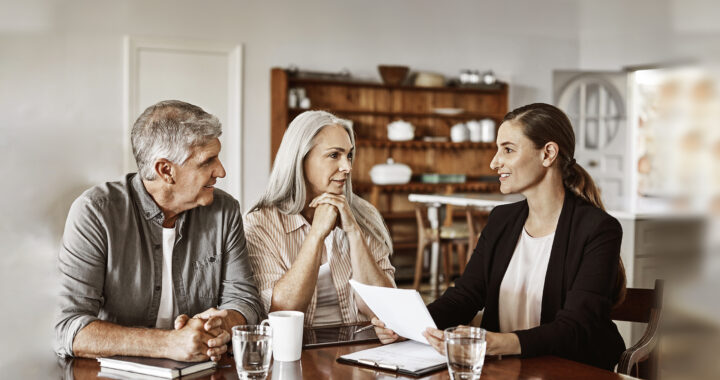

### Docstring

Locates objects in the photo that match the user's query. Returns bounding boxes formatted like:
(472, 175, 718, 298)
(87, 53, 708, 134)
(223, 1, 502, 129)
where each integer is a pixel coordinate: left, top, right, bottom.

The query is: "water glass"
(444, 326, 487, 380)
(232, 325, 273, 380)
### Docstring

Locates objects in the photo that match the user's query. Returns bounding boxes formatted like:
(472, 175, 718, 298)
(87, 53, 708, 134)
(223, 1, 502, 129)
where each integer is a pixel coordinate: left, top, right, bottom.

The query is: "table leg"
(427, 203, 441, 298)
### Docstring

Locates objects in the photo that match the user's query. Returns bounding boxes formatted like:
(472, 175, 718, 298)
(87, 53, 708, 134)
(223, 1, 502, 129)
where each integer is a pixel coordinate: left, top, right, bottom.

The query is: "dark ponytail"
(563, 160, 605, 210)
(503, 103, 626, 307)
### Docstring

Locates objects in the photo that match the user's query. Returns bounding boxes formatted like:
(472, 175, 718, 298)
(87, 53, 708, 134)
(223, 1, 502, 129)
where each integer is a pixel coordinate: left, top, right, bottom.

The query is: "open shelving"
(270, 67, 508, 253)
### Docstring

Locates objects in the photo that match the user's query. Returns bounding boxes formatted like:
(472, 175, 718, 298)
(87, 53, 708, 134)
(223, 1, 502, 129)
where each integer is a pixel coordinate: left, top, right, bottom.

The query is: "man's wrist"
(223, 309, 247, 328)
(157, 328, 175, 358)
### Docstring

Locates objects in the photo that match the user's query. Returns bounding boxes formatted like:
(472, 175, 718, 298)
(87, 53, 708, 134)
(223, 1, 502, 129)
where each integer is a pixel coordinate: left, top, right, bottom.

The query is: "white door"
(554, 71, 628, 211)
(124, 37, 242, 201)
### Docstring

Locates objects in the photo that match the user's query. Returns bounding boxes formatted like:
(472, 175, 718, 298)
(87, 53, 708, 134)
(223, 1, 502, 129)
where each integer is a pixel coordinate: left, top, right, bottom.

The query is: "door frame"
(123, 36, 243, 201)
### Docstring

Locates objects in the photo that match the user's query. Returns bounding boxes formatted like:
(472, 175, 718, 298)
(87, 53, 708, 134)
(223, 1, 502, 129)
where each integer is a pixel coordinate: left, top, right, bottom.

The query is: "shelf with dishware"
(283, 76, 506, 93)
(271, 66, 508, 274)
(353, 180, 500, 194)
(272, 68, 507, 158)
(354, 138, 496, 150)
(288, 107, 506, 121)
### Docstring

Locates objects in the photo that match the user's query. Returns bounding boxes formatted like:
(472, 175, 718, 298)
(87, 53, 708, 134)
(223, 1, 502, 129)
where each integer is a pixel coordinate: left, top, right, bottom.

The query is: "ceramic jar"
(369, 158, 412, 185)
(450, 123, 469, 142)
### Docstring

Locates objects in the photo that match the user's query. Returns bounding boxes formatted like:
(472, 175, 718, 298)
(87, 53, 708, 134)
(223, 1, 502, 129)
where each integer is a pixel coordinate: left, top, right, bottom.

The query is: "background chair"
(413, 205, 469, 291)
(611, 279, 664, 380)
(465, 206, 490, 258)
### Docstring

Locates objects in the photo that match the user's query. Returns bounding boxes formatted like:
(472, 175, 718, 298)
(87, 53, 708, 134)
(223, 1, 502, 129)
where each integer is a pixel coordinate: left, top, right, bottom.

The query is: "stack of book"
(97, 356, 217, 379)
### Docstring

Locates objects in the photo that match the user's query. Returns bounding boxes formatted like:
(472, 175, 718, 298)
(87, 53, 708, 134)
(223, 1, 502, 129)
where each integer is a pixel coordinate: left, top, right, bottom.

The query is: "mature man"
(55, 100, 263, 362)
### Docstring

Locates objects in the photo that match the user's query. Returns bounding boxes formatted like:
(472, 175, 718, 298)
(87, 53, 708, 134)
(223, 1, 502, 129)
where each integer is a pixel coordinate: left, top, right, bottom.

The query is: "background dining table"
(64, 340, 639, 380)
(408, 193, 524, 297)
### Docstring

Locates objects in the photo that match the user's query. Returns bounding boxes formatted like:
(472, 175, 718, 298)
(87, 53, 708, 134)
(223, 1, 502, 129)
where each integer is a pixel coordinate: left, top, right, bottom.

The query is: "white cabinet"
(615, 215, 704, 346)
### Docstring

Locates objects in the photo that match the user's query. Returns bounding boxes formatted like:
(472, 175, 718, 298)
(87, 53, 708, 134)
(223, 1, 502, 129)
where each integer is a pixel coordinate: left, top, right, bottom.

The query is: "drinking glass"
(232, 325, 273, 380)
(444, 326, 487, 380)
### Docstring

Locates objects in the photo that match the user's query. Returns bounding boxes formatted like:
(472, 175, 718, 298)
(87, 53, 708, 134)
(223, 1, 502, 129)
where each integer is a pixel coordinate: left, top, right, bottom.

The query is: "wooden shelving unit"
(352, 181, 500, 194)
(355, 139, 496, 150)
(289, 107, 506, 120)
(270, 67, 508, 255)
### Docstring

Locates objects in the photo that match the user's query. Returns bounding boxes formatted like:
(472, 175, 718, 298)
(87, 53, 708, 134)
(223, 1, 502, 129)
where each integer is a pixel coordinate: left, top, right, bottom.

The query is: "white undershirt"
(155, 227, 177, 329)
(498, 228, 555, 333)
(313, 230, 343, 326)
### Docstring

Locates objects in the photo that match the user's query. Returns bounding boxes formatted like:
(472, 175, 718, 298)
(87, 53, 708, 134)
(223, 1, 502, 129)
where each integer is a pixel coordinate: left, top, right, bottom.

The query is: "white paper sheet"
(340, 340, 446, 372)
(349, 280, 436, 344)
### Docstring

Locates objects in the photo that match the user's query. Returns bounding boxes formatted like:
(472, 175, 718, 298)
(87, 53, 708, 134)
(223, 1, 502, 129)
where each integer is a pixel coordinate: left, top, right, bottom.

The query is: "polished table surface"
(70, 342, 638, 380)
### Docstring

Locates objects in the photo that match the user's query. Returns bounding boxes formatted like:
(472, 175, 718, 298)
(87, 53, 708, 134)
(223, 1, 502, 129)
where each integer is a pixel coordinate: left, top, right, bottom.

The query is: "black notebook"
(97, 356, 216, 379)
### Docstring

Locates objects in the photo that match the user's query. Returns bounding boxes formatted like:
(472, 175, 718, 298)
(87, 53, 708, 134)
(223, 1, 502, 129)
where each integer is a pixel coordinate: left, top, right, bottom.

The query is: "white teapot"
(387, 120, 415, 141)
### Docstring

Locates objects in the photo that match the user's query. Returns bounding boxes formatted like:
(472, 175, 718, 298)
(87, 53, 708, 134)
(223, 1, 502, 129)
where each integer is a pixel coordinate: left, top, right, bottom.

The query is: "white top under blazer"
(498, 228, 555, 333)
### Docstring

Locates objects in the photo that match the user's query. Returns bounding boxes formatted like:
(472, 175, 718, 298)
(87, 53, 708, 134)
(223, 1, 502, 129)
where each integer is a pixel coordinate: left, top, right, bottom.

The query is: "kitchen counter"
(608, 209, 706, 220)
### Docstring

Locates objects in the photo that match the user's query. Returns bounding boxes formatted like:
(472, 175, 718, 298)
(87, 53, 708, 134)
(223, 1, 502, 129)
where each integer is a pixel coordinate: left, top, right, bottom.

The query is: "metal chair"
(611, 279, 664, 379)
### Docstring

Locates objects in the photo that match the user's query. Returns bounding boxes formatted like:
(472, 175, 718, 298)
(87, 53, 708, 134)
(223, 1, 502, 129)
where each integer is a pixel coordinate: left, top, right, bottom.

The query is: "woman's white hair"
(131, 100, 222, 180)
(250, 110, 392, 253)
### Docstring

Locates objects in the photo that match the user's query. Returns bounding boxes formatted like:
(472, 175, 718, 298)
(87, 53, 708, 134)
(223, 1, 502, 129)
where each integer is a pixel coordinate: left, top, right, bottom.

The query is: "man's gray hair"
(250, 110, 393, 253)
(131, 100, 222, 180)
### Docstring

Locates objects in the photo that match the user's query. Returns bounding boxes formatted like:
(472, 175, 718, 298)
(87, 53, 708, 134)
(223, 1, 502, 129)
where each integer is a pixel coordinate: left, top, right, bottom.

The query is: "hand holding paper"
(349, 280, 436, 344)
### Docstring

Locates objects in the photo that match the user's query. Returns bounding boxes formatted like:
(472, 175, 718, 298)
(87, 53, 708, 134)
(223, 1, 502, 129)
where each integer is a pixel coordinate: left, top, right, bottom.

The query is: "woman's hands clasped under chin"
(308, 201, 339, 239)
(309, 192, 360, 234)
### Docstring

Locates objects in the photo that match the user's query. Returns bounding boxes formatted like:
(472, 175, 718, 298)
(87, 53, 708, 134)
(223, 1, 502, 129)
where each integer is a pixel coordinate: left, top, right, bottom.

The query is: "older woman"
(244, 110, 395, 327)
(373, 103, 627, 370)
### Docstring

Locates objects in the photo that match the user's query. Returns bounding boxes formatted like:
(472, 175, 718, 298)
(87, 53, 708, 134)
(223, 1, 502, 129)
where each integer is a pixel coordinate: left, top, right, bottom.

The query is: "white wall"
(578, 0, 720, 70)
(1, 0, 583, 376)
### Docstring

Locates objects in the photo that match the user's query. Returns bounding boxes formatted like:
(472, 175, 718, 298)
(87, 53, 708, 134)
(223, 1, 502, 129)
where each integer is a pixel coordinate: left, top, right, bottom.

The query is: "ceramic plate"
(432, 107, 464, 115)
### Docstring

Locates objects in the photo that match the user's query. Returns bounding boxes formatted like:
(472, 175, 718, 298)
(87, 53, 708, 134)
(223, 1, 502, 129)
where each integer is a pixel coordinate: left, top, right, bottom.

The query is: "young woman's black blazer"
(427, 190, 625, 370)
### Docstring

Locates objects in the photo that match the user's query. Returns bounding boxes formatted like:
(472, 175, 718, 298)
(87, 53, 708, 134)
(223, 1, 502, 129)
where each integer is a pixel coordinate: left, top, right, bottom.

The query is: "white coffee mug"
(271, 360, 303, 380)
(261, 311, 304, 361)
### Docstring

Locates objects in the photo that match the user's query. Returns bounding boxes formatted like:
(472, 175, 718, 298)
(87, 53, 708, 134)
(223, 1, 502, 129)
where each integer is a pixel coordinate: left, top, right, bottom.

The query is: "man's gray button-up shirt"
(54, 173, 264, 357)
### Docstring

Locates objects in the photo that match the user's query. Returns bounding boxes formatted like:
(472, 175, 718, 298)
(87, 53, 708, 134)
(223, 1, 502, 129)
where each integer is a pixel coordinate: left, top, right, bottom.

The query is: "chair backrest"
(414, 205, 429, 236)
(611, 279, 664, 380)
(465, 207, 489, 247)
(610, 280, 663, 323)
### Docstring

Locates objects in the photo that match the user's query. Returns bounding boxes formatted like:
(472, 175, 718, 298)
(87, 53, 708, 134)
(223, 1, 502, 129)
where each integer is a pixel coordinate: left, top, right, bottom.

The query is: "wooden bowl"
(378, 65, 409, 86)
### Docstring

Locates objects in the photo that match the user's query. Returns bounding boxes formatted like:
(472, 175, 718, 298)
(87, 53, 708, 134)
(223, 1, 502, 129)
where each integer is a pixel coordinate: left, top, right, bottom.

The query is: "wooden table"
(408, 193, 524, 296)
(68, 342, 637, 379)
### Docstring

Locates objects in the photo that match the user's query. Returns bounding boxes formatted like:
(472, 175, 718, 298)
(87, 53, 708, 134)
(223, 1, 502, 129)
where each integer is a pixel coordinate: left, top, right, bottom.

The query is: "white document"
(340, 340, 446, 373)
(349, 279, 436, 344)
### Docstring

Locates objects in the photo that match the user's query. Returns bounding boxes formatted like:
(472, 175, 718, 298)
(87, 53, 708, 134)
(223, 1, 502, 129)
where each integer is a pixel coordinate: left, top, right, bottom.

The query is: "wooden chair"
(611, 279, 664, 380)
(413, 205, 469, 291)
(464, 207, 490, 260)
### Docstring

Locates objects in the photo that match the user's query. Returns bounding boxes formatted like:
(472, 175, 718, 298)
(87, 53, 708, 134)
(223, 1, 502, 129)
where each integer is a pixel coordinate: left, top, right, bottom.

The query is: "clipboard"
(336, 340, 447, 377)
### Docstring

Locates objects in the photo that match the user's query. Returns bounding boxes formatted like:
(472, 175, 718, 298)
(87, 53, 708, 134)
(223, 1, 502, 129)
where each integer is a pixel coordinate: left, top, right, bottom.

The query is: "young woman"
(244, 110, 395, 327)
(373, 103, 627, 370)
